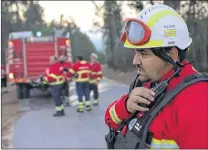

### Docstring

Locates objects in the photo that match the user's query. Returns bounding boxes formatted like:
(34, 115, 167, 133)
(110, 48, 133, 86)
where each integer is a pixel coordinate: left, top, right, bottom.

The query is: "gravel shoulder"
(1, 86, 22, 148)
(102, 65, 137, 86)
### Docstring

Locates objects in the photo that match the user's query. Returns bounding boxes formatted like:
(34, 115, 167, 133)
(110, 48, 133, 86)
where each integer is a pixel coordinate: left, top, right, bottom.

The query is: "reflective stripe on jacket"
(68, 60, 91, 82)
(47, 62, 64, 85)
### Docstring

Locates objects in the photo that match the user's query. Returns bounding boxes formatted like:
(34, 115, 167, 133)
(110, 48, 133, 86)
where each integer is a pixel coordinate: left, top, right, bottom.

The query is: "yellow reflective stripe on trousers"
(78, 102, 84, 108)
(56, 105, 64, 111)
(151, 138, 179, 149)
(109, 103, 122, 124)
(85, 101, 90, 106)
(43, 81, 48, 84)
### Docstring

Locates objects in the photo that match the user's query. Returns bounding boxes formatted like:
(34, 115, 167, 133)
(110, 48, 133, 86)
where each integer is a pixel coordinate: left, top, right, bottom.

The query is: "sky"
(39, 1, 106, 51)
(39, 1, 104, 32)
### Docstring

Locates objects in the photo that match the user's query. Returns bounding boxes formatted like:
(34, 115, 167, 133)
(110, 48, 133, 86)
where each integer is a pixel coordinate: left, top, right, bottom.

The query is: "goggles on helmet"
(120, 18, 152, 46)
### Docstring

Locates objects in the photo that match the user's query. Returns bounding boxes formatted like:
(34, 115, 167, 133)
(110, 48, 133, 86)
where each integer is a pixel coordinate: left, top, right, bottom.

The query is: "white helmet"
(50, 55, 57, 61)
(121, 4, 192, 50)
(59, 55, 67, 61)
(91, 53, 98, 59)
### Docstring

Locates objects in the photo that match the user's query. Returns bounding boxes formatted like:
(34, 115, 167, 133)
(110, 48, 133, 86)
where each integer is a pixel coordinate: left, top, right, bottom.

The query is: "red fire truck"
(6, 31, 73, 99)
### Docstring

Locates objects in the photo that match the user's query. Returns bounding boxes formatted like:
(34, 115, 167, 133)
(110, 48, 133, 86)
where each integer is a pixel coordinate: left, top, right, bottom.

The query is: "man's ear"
(168, 47, 179, 62)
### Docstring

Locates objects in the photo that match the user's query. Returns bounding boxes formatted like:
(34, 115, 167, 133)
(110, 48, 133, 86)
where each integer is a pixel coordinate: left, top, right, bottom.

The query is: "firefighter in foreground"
(89, 53, 102, 105)
(59, 55, 73, 106)
(1, 64, 8, 93)
(104, 4, 208, 149)
(46, 56, 65, 116)
(68, 56, 92, 112)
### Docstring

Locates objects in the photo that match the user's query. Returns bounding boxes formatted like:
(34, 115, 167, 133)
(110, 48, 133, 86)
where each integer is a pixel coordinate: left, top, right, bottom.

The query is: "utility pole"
(52, 28, 58, 57)
(67, 20, 76, 63)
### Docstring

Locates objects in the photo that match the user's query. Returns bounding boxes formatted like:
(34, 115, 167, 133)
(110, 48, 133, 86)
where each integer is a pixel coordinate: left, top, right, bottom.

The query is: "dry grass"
(102, 65, 137, 86)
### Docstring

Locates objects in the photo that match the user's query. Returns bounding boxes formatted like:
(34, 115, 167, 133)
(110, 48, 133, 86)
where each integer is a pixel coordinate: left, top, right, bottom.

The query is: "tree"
(70, 29, 97, 62)
(163, 0, 180, 11)
(97, 51, 106, 64)
(52, 15, 98, 62)
(181, 1, 208, 72)
(102, 1, 124, 69)
(1, 1, 31, 64)
(23, 1, 47, 34)
(127, 1, 144, 12)
(92, 1, 136, 71)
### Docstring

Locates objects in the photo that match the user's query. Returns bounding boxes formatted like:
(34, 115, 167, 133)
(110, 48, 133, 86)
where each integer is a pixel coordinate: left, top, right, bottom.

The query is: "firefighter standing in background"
(68, 56, 92, 112)
(59, 55, 73, 106)
(89, 53, 102, 105)
(46, 56, 65, 117)
(1, 64, 8, 93)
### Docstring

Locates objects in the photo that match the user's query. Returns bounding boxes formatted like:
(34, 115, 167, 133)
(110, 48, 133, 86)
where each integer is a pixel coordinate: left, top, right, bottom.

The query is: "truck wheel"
(22, 85, 30, 99)
(16, 84, 23, 99)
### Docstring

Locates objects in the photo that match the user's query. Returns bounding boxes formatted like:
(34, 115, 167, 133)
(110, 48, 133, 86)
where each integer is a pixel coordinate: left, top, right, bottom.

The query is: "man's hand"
(96, 80, 100, 85)
(73, 73, 79, 79)
(126, 87, 155, 113)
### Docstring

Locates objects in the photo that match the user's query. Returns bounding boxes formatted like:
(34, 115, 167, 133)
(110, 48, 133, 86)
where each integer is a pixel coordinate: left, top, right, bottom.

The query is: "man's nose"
(133, 52, 142, 65)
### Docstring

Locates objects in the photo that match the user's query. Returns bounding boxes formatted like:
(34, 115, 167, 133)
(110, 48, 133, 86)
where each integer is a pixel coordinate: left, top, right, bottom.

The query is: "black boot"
(86, 105, 92, 111)
(53, 110, 65, 117)
(77, 108, 84, 113)
(93, 99, 99, 106)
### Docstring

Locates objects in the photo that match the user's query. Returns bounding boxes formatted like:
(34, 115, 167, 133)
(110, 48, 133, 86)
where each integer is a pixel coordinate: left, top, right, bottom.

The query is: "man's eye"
(141, 53, 148, 56)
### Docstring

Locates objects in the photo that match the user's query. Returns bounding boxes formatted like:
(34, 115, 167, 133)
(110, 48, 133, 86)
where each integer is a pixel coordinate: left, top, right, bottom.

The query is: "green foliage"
(71, 31, 97, 62)
(102, 1, 136, 71)
(97, 51, 106, 64)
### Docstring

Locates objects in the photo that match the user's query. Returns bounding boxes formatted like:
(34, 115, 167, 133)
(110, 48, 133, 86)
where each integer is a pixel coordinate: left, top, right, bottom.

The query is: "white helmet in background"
(50, 55, 57, 61)
(59, 55, 67, 62)
(120, 4, 192, 50)
(91, 53, 98, 59)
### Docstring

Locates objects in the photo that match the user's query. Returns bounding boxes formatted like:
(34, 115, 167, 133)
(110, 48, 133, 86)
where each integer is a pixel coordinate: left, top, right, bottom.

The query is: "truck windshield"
(9, 31, 34, 40)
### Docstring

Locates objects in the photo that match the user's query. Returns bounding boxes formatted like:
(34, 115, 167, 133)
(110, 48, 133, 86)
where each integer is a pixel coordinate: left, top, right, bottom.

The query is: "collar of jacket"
(159, 60, 198, 91)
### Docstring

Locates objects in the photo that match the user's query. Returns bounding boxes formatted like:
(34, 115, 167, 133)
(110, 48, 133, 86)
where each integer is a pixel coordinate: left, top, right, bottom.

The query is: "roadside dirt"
(102, 65, 137, 86)
(1, 87, 22, 149)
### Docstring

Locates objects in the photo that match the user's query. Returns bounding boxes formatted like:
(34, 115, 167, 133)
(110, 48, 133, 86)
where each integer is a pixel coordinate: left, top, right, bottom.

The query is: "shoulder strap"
(138, 74, 208, 147)
(128, 74, 144, 94)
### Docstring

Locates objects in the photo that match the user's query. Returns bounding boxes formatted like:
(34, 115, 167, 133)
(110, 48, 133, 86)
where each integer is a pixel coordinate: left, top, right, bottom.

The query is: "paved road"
(12, 78, 129, 148)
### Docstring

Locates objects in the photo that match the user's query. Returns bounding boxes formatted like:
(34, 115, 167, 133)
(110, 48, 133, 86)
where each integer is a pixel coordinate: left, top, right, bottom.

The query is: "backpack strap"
(136, 74, 208, 148)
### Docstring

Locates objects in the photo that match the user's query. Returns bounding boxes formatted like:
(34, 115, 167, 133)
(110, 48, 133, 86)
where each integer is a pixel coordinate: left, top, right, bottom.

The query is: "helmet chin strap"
(151, 47, 184, 71)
